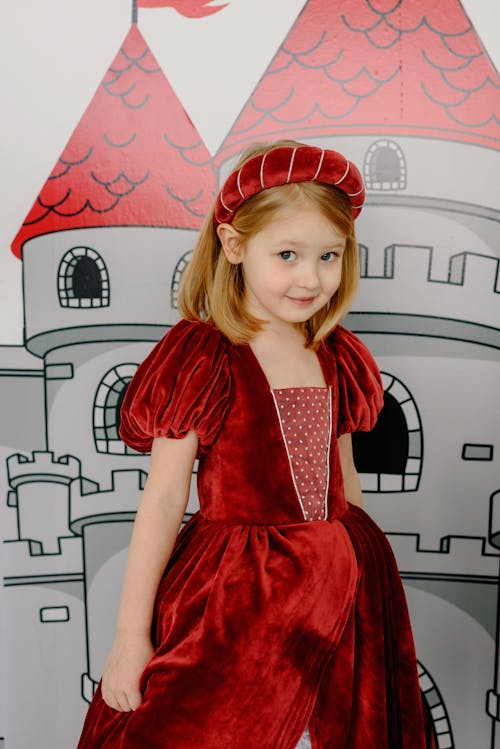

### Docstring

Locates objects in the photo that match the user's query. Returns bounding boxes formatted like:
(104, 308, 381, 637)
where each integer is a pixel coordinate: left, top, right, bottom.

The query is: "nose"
(297, 261, 319, 290)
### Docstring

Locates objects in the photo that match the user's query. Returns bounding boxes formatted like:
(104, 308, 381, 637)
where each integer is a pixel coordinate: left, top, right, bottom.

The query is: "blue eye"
(279, 250, 296, 261)
(321, 252, 336, 261)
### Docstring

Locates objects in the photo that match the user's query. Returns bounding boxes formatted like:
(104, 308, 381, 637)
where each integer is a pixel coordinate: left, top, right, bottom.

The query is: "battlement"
(7, 450, 81, 489)
(387, 532, 499, 579)
(3, 536, 83, 583)
(6, 449, 91, 554)
(70, 469, 147, 534)
(354, 248, 499, 333)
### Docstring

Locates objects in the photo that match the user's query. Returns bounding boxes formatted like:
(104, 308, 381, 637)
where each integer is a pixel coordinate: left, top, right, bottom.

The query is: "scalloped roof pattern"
(217, 0, 500, 159)
(11, 24, 215, 259)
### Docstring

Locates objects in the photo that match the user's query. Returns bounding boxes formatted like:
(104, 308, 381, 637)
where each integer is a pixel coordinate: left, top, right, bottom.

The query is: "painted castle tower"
(214, 2, 500, 744)
(2, 2, 499, 748)
(3, 20, 215, 749)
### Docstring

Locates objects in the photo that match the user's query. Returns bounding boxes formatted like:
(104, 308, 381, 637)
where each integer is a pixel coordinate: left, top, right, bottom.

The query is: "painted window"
(364, 140, 406, 190)
(40, 606, 70, 623)
(171, 250, 194, 309)
(358, 243, 369, 277)
(352, 372, 423, 492)
(462, 443, 493, 461)
(418, 661, 454, 748)
(58, 246, 110, 308)
(93, 364, 138, 454)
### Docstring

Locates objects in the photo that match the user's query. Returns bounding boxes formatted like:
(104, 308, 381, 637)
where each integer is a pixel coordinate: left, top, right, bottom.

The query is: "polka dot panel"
(273, 387, 331, 521)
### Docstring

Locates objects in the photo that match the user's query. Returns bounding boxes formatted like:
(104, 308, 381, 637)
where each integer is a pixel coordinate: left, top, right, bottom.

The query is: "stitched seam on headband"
(237, 170, 245, 199)
(219, 194, 233, 214)
(312, 149, 325, 181)
(286, 148, 297, 183)
(260, 153, 267, 189)
(334, 161, 350, 185)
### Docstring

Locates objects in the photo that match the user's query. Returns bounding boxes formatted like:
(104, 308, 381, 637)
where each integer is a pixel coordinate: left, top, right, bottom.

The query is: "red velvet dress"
(77, 319, 425, 749)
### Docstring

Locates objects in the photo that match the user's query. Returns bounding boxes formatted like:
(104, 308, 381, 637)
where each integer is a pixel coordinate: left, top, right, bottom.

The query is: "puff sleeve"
(329, 325, 384, 437)
(119, 319, 230, 454)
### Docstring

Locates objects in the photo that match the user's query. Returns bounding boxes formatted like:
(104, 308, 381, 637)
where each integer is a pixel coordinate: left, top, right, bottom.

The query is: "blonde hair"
(178, 140, 360, 350)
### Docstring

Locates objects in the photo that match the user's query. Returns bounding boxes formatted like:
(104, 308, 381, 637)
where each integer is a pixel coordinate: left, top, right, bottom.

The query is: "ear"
(217, 223, 244, 265)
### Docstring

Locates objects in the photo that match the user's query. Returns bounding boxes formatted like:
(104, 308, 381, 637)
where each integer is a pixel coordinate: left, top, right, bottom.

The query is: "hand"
(101, 635, 154, 712)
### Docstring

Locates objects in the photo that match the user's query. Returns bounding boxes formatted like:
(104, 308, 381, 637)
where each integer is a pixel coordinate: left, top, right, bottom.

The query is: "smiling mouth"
(287, 296, 317, 305)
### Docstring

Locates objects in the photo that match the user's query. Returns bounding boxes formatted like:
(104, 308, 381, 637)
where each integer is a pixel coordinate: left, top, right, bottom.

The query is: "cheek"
(323, 265, 342, 294)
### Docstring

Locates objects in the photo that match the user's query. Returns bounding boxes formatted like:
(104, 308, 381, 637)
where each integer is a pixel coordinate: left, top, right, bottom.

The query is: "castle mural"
(2, 1, 499, 748)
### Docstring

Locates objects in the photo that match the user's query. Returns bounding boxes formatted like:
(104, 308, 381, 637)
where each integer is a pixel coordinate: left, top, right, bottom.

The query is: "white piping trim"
(312, 149, 325, 180)
(323, 387, 333, 520)
(271, 390, 308, 521)
(219, 194, 234, 214)
(260, 152, 267, 188)
(334, 161, 350, 185)
(346, 187, 364, 197)
(236, 169, 245, 199)
(286, 148, 297, 183)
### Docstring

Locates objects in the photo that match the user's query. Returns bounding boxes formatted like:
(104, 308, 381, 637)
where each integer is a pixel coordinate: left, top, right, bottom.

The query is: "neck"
(252, 322, 307, 348)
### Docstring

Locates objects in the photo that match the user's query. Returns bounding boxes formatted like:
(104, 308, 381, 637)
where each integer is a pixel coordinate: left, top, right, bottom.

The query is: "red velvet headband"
(214, 145, 365, 225)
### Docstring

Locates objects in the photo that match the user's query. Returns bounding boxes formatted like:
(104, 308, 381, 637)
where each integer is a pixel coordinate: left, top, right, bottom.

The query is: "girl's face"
(225, 201, 346, 333)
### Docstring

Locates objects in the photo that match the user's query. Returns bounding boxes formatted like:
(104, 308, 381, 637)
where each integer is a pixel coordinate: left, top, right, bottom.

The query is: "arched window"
(171, 250, 194, 309)
(418, 661, 455, 749)
(352, 372, 423, 492)
(58, 247, 110, 308)
(93, 364, 138, 454)
(364, 140, 406, 190)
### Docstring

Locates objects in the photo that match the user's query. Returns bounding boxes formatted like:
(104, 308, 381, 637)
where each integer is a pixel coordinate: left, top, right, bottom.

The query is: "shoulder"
(118, 319, 230, 453)
(130, 318, 229, 397)
(326, 324, 376, 367)
(152, 318, 227, 358)
(325, 325, 384, 435)
(136, 319, 229, 383)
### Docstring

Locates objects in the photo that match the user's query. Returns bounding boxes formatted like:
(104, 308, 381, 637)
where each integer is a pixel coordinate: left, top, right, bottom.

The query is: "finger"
(102, 690, 121, 712)
(116, 690, 133, 712)
(128, 687, 143, 711)
(104, 687, 127, 712)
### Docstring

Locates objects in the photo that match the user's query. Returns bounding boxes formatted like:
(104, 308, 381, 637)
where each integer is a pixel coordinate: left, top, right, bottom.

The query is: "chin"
(294, 304, 324, 320)
(284, 311, 317, 324)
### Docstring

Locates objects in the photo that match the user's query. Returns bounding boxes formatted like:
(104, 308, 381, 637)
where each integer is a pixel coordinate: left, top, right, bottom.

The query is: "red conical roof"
(12, 24, 215, 259)
(217, 0, 500, 160)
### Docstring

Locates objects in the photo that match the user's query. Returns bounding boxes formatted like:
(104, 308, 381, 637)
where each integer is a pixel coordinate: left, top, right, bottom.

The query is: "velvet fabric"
(78, 320, 425, 749)
(214, 145, 365, 224)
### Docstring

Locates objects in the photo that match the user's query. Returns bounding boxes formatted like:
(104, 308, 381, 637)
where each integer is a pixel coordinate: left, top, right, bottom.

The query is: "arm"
(101, 431, 198, 712)
(338, 433, 363, 508)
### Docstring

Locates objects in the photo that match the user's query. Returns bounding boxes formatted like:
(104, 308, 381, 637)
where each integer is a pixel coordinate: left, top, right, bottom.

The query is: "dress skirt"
(77, 505, 425, 749)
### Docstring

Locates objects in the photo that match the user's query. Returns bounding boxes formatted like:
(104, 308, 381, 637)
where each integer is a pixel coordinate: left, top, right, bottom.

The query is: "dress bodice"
(118, 319, 384, 525)
(194, 341, 345, 524)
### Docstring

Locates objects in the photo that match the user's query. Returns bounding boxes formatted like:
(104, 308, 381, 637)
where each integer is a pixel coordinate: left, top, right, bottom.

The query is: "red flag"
(136, 0, 228, 17)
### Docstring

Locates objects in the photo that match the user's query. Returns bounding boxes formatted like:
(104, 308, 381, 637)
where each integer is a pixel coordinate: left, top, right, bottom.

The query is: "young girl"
(78, 140, 426, 748)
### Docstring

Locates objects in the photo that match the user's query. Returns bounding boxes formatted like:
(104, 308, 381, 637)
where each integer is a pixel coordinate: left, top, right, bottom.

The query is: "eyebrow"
(275, 240, 346, 249)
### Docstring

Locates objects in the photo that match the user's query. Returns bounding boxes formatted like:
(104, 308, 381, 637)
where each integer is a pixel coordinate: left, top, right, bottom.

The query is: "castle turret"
(10, 22, 216, 485)
(69, 469, 147, 699)
(214, 0, 500, 274)
(12, 22, 216, 356)
(5, 19, 216, 742)
(7, 451, 82, 553)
